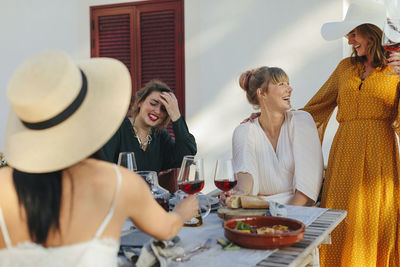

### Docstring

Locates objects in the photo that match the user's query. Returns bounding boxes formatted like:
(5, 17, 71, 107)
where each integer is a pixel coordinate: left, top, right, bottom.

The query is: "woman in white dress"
(229, 66, 323, 205)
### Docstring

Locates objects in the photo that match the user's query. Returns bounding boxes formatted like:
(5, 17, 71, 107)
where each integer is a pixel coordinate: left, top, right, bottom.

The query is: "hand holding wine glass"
(177, 155, 205, 226)
(177, 156, 205, 194)
(214, 159, 240, 206)
(382, 18, 400, 75)
(172, 194, 199, 222)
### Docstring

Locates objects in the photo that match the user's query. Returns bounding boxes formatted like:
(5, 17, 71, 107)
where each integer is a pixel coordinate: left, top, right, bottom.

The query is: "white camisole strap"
(0, 208, 12, 248)
(94, 164, 122, 238)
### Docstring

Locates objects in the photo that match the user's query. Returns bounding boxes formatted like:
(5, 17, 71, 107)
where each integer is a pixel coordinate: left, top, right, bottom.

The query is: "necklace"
(131, 119, 152, 150)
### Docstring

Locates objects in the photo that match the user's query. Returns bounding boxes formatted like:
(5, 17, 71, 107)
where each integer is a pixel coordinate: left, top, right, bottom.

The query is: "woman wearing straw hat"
(0, 51, 198, 266)
(101, 79, 197, 173)
(303, 0, 400, 266)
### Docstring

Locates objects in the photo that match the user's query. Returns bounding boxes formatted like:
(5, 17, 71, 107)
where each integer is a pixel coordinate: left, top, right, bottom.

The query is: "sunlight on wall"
(185, 0, 342, 193)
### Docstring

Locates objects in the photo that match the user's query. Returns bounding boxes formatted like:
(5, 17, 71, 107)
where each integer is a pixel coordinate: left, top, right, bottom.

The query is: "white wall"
(0, 0, 345, 192)
(185, 0, 343, 192)
(0, 0, 79, 153)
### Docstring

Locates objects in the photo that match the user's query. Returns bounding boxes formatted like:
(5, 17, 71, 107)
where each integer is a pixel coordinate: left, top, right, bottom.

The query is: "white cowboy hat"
(4, 50, 131, 173)
(321, 0, 386, 41)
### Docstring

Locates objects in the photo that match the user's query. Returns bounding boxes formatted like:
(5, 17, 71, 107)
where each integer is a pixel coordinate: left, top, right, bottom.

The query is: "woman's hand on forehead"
(159, 92, 181, 122)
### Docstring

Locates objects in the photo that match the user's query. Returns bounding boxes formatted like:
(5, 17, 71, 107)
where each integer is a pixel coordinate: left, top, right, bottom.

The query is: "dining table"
(120, 204, 347, 267)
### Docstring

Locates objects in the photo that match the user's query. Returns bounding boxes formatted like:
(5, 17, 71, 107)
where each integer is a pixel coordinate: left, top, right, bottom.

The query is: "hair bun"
(239, 70, 253, 92)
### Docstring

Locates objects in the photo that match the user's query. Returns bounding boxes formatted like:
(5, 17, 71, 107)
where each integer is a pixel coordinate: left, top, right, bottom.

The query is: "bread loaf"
(225, 195, 269, 209)
(226, 196, 241, 209)
(240, 196, 269, 209)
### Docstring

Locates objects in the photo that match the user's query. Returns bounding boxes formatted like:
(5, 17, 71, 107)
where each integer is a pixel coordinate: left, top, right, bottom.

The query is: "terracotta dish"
(224, 216, 305, 249)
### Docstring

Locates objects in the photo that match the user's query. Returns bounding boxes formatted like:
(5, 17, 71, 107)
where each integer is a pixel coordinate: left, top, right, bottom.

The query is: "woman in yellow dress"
(303, 0, 400, 266)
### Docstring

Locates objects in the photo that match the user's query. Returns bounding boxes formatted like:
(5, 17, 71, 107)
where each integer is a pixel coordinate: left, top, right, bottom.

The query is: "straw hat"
(321, 0, 386, 41)
(4, 50, 131, 173)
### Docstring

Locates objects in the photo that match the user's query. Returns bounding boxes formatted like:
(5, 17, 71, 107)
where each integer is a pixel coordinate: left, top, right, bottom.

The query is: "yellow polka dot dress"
(303, 58, 400, 267)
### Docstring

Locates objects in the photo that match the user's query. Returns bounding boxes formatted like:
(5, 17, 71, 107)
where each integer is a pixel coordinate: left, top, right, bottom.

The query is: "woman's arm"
(231, 124, 259, 195)
(121, 167, 198, 240)
(235, 172, 253, 195)
(388, 52, 400, 136)
(301, 59, 345, 141)
(157, 90, 196, 171)
(225, 173, 315, 207)
(291, 111, 324, 204)
(288, 190, 315, 206)
(220, 172, 253, 204)
(160, 117, 197, 170)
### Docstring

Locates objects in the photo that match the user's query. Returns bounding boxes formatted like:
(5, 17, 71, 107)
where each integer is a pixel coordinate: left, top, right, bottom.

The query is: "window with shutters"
(90, 0, 185, 116)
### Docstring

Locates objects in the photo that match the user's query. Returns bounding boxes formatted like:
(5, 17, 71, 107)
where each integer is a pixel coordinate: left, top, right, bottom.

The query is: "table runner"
(170, 205, 327, 267)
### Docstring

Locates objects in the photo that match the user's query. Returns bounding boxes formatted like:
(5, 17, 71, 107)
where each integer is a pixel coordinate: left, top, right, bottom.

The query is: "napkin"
(269, 201, 287, 217)
(135, 236, 184, 267)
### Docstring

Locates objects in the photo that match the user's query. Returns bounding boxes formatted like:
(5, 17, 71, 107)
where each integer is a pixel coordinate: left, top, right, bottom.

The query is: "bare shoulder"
(96, 161, 151, 202)
(0, 167, 12, 189)
(69, 159, 149, 211)
(0, 166, 12, 186)
(0, 166, 12, 177)
(77, 159, 143, 187)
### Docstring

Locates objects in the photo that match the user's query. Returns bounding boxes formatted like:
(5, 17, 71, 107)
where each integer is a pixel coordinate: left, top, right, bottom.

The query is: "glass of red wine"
(214, 159, 237, 192)
(382, 18, 400, 75)
(176, 155, 206, 226)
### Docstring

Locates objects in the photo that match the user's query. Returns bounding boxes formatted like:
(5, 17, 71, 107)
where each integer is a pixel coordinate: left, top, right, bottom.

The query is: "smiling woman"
(222, 66, 324, 207)
(101, 80, 197, 173)
(302, 1, 400, 265)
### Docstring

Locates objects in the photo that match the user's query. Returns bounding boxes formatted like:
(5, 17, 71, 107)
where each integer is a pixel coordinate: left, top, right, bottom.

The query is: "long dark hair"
(12, 150, 105, 244)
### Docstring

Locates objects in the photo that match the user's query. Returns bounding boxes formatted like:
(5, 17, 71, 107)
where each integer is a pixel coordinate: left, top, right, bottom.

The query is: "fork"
(172, 238, 213, 262)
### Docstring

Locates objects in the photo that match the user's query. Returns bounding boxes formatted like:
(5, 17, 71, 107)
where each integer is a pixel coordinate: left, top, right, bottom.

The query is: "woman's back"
(0, 50, 199, 266)
(0, 159, 126, 266)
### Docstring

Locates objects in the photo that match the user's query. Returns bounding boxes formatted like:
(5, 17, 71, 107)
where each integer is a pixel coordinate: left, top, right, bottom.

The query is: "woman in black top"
(102, 80, 197, 172)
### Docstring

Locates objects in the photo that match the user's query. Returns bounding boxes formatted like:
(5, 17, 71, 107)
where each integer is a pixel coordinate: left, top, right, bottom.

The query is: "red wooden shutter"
(140, 10, 176, 86)
(136, 2, 184, 113)
(98, 14, 131, 69)
(91, 7, 137, 100)
(90, 1, 185, 116)
(136, 2, 183, 138)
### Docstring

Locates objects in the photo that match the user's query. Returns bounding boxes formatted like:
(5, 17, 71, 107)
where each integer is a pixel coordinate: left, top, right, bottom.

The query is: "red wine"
(215, 180, 237, 191)
(178, 180, 204, 194)
(383, 43, 400, 52)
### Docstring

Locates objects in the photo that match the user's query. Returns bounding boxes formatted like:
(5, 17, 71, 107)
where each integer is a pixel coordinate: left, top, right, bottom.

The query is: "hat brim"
(321, 20, 385, 41)
(4, 57, 131, 173)
(321, 21, 366, 41)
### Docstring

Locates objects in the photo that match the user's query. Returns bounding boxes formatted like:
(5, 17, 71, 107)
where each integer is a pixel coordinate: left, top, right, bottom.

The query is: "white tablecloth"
(171, 205, 327, 267)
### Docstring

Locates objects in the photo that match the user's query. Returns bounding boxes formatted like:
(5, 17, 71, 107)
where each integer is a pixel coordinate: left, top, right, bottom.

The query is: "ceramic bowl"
(224, 216, 305, 249)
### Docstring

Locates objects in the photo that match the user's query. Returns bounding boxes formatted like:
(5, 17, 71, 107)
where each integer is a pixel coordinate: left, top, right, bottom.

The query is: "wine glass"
(118, 152, 138, 234)
(117, 152, 137, 172)
(382, 18, 400, 75)
(137, 171, 170, 211)
(176, 155, 206, 226)
(177, 156, 205, 194)
(214, 159, 237, 192)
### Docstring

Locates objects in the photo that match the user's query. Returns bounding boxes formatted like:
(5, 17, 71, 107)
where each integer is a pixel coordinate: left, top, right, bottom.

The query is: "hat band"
(21, 69, 88, 130)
